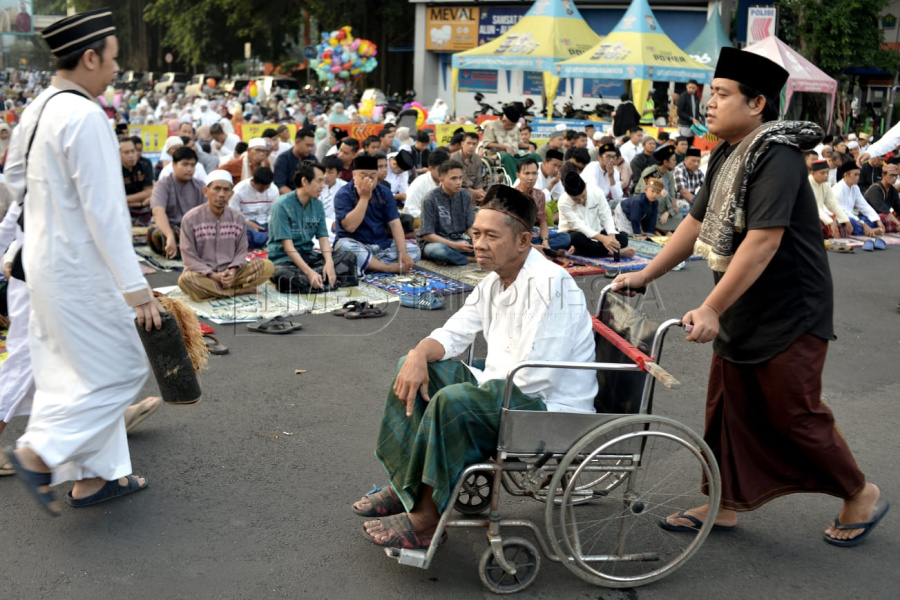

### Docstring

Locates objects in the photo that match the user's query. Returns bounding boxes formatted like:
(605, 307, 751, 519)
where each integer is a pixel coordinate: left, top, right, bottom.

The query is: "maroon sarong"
(704, 334, 866, 511)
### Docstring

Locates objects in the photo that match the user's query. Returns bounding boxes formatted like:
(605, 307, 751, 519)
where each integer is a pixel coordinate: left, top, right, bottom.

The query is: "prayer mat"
(565, 253, 651, 273)
(0, 329, 6, 366)
(362, 267, 474, 298)
(155, 282, 397, 323)
(629, 237, 703, 261)
(416, 259, 491, 288)
(553, 257, 606, 276)
(135, 246, 184, 272)
(852, 234, 900, 246)
(132, 226, 149, 246)
(828, 237, 865, 249)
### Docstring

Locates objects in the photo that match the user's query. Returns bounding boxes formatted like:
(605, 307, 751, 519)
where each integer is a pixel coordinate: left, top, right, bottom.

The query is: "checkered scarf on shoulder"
(694, 120, 824, 272)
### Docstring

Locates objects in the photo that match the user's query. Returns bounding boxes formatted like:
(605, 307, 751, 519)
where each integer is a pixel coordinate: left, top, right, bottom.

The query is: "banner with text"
(434, 124, 479, 146)
(427, 6, 479, 51)
(477, 6, 528, 45)
(241, 123, 297, 141)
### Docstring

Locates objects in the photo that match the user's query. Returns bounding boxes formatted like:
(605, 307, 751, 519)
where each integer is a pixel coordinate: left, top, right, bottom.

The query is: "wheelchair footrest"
(385, 548, 430, 569)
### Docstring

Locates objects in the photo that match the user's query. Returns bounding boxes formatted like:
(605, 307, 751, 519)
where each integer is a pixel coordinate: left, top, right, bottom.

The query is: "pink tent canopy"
(743, 36, 837, 127)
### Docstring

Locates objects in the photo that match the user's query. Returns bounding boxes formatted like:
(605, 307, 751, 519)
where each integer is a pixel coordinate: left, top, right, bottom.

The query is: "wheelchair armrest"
(501, 360, 643, 411)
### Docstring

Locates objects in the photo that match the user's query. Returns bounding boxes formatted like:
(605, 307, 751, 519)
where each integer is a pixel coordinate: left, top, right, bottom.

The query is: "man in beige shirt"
(449, 131, 485, 203)
(481, 106, 541, 181)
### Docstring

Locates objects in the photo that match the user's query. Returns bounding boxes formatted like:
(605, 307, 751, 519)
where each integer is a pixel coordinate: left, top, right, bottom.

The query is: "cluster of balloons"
(404, 101, 429, 128)
(310, 26, 378, 92)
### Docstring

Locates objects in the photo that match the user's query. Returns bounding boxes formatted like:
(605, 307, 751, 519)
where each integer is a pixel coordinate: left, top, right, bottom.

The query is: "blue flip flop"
(824, 498, 890, 548)
(4, 446, 60, 517)
(873, 238, 887, 251)
(65, 475, 149, 507)
(862, 240, 875, 252)
(659, 509, 735, 533)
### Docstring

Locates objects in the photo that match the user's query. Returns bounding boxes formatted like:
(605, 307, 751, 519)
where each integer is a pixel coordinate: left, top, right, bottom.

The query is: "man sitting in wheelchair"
(355, 185, 597, 550)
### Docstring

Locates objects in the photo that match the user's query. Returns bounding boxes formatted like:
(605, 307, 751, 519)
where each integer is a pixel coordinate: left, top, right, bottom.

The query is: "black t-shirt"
(123, 159, 153, 195)
(689, 142, 835, 364)
(863, 181, 900, 215)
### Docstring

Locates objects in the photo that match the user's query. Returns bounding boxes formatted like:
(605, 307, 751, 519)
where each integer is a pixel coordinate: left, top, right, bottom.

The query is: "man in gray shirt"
(419, 160, 476, 266)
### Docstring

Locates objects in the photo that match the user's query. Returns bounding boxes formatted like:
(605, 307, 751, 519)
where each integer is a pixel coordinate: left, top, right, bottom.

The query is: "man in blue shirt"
(268, 162, 358, 293)
(334, 155, 420, 275)
(615, 177, 662, 236)
(273, 127, 316, 194)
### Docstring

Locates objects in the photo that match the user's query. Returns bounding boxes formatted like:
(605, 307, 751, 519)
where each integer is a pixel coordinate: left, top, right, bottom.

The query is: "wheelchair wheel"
(478, 537, 541, 594)
(454, 470, 494, 515)
(544, 415, 720, 588)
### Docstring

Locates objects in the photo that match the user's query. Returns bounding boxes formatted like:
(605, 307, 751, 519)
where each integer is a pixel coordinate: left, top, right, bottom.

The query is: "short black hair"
(565, 130, 578, 141)
(294, 161, 323, 189)
(235, 141, 248, 154)
(130, 135, 143, 146)
(737, 83, 779, 123)
(261, 128, 279, 139)
(657, 131, 670, 142)
(463, 131, 479, 142)
(363, 135, 380, 147)
(416, 130, 430, 144)
(449, 133, 465, 146)
(427, 149, 450, 168)
(340, 137, 359, 151)
(576, 132, 587, 140)
(321, 155, 344, 172)
(804, 149, 819, 158)
(378, 128, 394, 140)
(252, 166, 275, 186)
(210, 123, 224, 135)
(55, 38, 107, 71)
(118, 136, 135, 146)
(296, 127, 315, 140)
(517, 157, 538, 173)
(439, 159, 463, 176)
(569, 148, 591, 165)
(521, 125, 532, 133)
(172, 146, 198, 164)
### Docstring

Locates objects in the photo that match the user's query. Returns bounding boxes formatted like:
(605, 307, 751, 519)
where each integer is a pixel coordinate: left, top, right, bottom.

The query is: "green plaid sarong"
(375, 357, 546, 513)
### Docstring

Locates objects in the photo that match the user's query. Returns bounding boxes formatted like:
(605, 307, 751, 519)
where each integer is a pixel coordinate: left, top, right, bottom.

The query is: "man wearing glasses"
(863, 162, 900, 232)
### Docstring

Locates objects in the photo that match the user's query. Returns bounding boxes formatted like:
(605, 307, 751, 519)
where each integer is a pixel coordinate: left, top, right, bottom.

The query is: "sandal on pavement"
(125, 396, 163, 434)
(247, 315, 303, 334)
(862, 240, 875, 252)
(873, 237, 887, 251)
(65, 475, 149, 508)
(400, 291, 443, 311)
(362, 513, 448, 550)
(824, 498, 890, 548)
(4, 447, 60, 517)
(1, 448, 14, 476)
(333, 300, 367, 317)
(353, 485, 405, 518)
(203, 334, 229, 355)
(345, 304, 386, 319)
(659, 510, 736, 533)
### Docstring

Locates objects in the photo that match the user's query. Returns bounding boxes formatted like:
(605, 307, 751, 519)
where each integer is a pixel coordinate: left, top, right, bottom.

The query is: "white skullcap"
(593, 132, 604, 141)
(248, 138, 268, 149)
(205, 170, 234, 186)
(847, 133, 857, 141)
(555, 123, 567, 132)
(847, 141, 859, 150)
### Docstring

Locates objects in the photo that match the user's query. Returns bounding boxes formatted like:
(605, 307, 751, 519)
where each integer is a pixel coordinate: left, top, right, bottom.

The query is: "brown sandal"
(352, 485, 405, 517)
(362, 513, 448, 550)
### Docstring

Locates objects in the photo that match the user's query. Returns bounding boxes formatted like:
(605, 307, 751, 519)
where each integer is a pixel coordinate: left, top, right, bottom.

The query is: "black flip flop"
(65, 475, 149, 508)
(247, 316, 303, 334)
(333, 300, 367, 317)
(203, 334, 229, 355)
(824, 499, 891, 547)
(345, 305, 386, 319)
(4, 447, 60, 517)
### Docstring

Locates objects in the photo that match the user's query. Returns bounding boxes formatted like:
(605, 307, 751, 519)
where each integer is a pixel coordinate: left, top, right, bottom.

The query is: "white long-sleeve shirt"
(864, 123, 900, 158)
(581, 161, 624, 201)
(403, 172, 438, 218)
(557, 188, 617, 238)
(619, 140, 640, 165)
(831, 179, 879, 222)
(807, 175, 849, 225)
(427, 248, 597, 413)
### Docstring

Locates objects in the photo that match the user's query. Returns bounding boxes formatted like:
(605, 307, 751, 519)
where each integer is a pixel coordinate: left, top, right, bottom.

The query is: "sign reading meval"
(477, 6, 528, 45)
(426, 6, 479, 51)
(747, 6, 777, 45)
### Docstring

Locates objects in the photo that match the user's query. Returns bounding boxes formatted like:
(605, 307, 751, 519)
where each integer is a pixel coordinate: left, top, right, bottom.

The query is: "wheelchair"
(382, 284, 721, 593)
(476, 141, 512, 190)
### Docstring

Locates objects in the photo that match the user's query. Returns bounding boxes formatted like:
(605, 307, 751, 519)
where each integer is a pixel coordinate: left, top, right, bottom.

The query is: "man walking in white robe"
(4, 9, 163, 516)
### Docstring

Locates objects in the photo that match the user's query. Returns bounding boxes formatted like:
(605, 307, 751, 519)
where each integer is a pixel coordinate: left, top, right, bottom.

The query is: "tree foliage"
(778, 0, 900, 76)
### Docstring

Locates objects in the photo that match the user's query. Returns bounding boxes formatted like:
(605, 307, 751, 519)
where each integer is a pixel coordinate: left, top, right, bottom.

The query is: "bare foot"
(12, 447, 60, 513)
(663, 504, 738, 529)
(364, 512, 438, 542)
(824, 483, 880, 542)
(620, 247, 636, 258)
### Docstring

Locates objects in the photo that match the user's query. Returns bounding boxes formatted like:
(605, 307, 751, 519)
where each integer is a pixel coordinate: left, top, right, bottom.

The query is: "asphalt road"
(1, 250, 898, 600)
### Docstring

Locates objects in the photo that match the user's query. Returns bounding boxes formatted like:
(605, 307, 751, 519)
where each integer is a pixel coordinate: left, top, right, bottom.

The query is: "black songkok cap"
(838, 160, 859, 179)
(481, 185, 536, 230)
(714, 47, 789, 100)
(394, 149, 415, 172)
(685, 148, 701, 158)
(545, 149, 564, 162)
(42, 9, 116, 58)
(332, 127, 348, 140)
(811, 160, 829, 172)
(597, 143, 616, 156)
(502, 105, 521, 122)
(653, 145, 676, 162)
(353, 155, 379, 171)
(887, 155, 900, 165)
(563, 171, 586, 196)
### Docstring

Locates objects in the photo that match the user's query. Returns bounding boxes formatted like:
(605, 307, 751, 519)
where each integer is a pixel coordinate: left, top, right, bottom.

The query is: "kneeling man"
(354, 185, 598, 549)
(177, 170, 275, 301)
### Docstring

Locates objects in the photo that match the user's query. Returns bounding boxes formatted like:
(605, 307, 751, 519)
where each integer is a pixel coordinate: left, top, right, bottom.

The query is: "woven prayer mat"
(553, 258, 606, 276)
(565, 253, 651, 273)
(416, 259, 491, 288)
(362, 267, 474, 298)
(852, 235, 900, 246)
(156, 282, 396, 323)
(829, 237, 865, 249)
(135, 245, 184, 272)
(630, 236, 703, 261)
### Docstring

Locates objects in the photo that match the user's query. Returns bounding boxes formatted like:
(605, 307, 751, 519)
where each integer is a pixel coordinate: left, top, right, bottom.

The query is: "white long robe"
(6, 79, 151, 484)
(0, 202, 33, 423)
